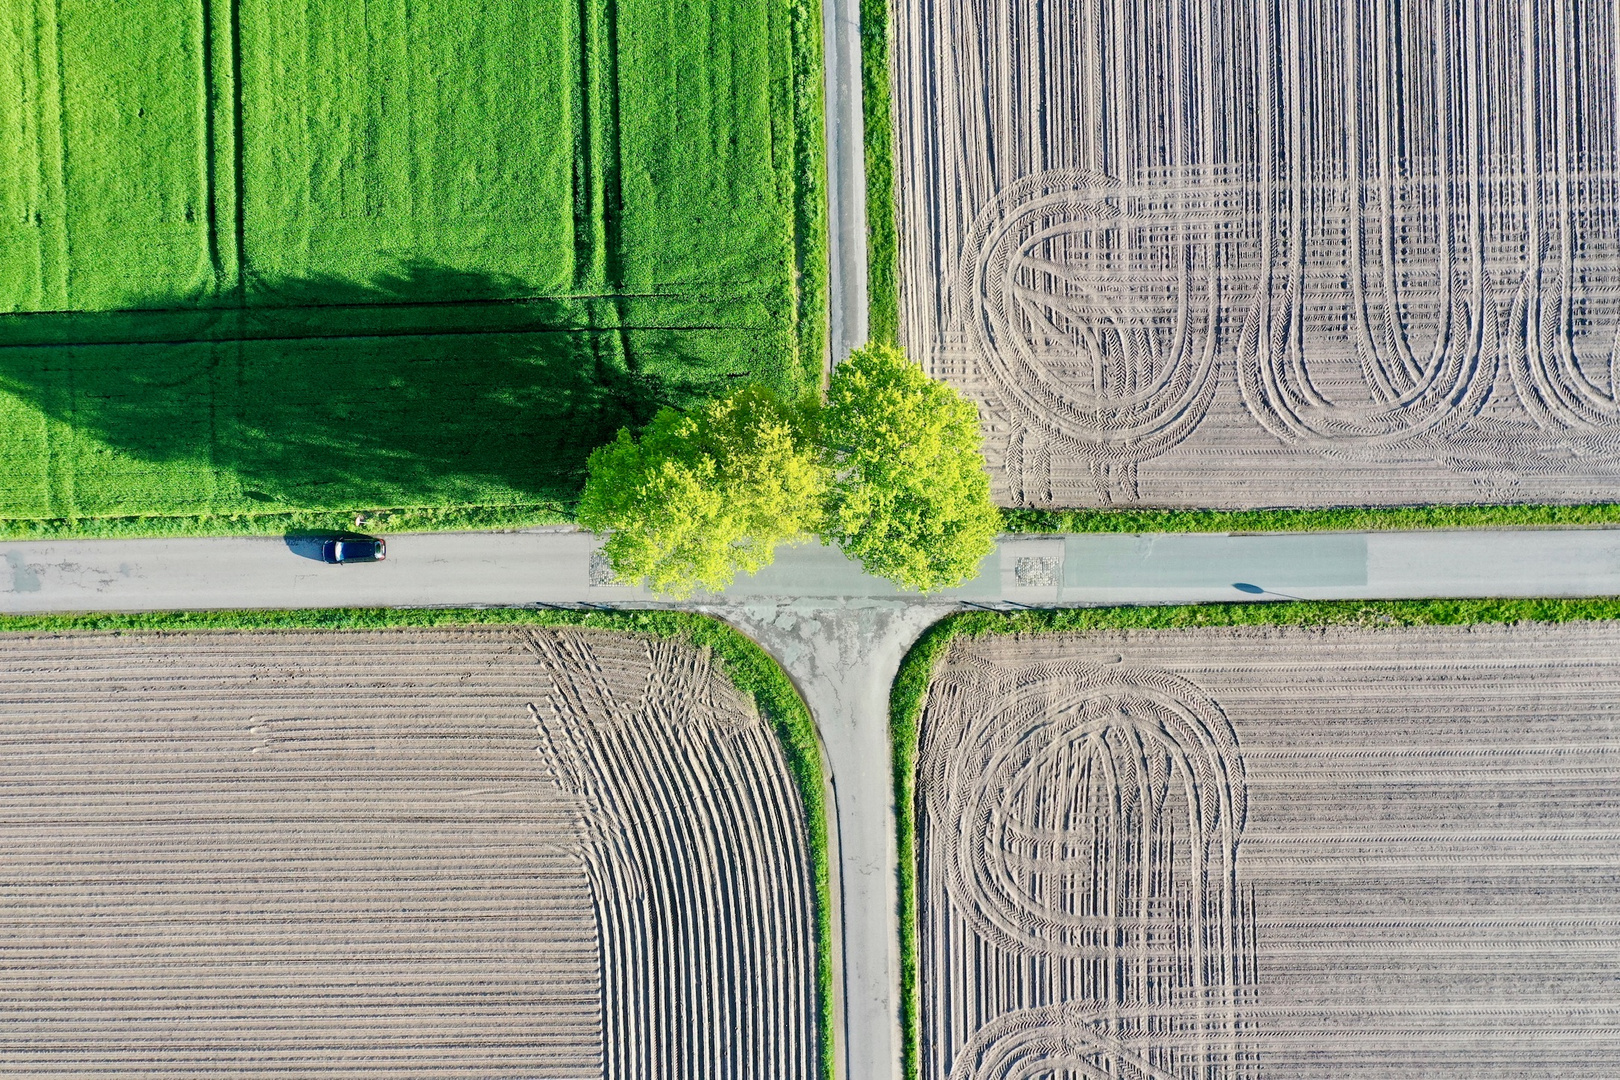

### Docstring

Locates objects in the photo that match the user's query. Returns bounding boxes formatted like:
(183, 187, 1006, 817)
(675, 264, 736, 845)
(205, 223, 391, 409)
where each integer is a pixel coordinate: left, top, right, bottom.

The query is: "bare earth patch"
(894, 3, 1620, 507)
(918, 622, 1620, 1078)
(0, 629, 817, 1078)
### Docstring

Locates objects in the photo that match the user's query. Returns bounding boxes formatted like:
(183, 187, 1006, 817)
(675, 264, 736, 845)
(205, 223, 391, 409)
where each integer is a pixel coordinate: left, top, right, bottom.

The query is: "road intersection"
(10, 0, 1620, 1074)
(7, 522, 1620, 1080)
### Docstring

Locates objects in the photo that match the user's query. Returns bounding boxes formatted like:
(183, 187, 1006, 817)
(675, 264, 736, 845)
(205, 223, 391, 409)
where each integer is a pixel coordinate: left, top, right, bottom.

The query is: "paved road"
(713, 601, 936, 1080)
(7, 527, 1620, 613)
(823, 0, 868, 368)
(8, 524, 1620, 1080)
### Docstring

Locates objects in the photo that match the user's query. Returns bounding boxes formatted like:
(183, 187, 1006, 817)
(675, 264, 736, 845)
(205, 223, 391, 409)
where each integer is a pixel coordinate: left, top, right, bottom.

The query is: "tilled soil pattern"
(894, 1, 1620, 507)
(0, 629, 817, 1078)
(917, 622, 1620, 1078)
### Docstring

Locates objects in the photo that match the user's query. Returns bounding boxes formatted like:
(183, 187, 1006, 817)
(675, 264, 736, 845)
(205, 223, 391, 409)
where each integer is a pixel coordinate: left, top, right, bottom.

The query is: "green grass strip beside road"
(1001, 502, 1620, 533)
(0, 606, 835, 1080)
(11, 499, 1620, 543)
(861, 0, 900, 345)
(790, 0, 832, 385)
(0, 504, 572, 542)
(888, 597, 1620, 1080)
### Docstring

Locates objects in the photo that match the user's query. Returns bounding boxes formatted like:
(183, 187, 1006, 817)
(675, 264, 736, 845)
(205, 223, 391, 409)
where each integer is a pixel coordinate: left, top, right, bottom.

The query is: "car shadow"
(284, 530, 349, 562)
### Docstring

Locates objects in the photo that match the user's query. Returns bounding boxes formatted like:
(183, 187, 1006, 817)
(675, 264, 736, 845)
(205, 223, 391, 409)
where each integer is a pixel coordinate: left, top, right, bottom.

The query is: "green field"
(0, 0, 824, 530)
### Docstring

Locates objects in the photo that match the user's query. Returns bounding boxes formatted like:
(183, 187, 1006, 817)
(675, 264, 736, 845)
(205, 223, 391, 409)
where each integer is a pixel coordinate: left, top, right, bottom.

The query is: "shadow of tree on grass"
(0, 263, 743, 516)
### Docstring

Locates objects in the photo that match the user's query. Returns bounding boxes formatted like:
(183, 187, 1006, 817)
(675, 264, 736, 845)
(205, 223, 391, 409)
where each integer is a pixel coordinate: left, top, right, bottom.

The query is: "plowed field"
(0, 0, 822, 524)
(917, 622, 1620, 1078)
(894, 1, 1620, 508)
(0, 628, 818, 1077)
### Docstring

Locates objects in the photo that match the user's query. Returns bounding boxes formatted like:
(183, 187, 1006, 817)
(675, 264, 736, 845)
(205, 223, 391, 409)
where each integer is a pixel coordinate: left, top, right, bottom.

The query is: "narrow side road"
(823, 0, 868, 367)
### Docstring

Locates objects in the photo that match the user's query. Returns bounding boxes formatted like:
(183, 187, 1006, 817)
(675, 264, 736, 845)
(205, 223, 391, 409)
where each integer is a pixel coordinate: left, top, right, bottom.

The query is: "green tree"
(822, 343, 999, 591)
(577, 385, 826, 597)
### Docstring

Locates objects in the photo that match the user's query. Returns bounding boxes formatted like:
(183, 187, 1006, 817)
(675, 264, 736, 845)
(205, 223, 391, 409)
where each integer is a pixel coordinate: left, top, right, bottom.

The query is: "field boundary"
(0, 606, 835, 1080)
(888, 597, 1620, 1080)
(1001, 503, 1620, 534)
(785, 0, 831, 386)
(860, 0, 899, 345)
(14, 498, 1620, 543)
(0, 503, 572, 541)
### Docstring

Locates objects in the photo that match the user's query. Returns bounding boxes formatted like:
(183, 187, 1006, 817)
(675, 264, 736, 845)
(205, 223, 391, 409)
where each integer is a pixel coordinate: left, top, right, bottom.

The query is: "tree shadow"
(0, 262, 732, 513)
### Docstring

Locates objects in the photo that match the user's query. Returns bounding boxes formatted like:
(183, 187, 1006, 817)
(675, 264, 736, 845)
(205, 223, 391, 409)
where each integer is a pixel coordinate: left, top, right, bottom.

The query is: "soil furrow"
(918, 620, 1620, 1077)
(0, 627, 815, 1078)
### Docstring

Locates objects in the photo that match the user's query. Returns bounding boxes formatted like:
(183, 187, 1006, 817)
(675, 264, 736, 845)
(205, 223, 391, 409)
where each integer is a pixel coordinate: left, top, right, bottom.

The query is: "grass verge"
(0, 503, 573, 541)
(861, 0, 899, 345)
(18, 499, 1620, 544)
(0, 606, 835, 1080)
(889, 597, 1620, 1080)
(788, 0, 831, 384)
(1001, 503, 1620, 534)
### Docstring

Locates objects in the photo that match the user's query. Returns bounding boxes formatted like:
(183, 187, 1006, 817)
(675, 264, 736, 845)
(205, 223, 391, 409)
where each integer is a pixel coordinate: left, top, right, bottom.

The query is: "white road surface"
(822, 0, 868, 368)
(6, 527, 1620, 614)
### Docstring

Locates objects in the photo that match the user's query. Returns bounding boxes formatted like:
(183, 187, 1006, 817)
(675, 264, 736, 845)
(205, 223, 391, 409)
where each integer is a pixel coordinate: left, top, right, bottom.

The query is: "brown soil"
(919, 622, 1620, 1078)
(894, 3, 1620, 507)
(0, 628, 816, 1078)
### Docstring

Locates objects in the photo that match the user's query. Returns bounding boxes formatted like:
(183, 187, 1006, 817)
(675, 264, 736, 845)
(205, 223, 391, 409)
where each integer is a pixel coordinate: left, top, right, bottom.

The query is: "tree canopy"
(822, 343, 999, 591)
(579, 344, 999, 595)
(576, 385, 825, 597)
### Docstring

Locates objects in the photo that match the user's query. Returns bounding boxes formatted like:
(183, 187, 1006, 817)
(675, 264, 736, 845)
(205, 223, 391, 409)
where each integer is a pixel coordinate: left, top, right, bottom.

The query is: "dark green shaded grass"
(861, 0, 899, 344)
(888, 598, 1620, 1080)
(0, 270, 764, 519)
(1001, 503, 1620, 534)
(0, 605, 835, 1080)
(0, 0, 826, 534)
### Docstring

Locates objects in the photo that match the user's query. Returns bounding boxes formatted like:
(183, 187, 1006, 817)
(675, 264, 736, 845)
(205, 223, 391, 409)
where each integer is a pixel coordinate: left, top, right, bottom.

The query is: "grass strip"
(861, 0, 899, 345)
(0, 606, 835, 1080)
(1001, 502, 1620, 534)
(888, 596, 1620, 1080)
(17, 499, 1620, 544)
(788, 0, 831, 384)
(0, 504, 573, 541)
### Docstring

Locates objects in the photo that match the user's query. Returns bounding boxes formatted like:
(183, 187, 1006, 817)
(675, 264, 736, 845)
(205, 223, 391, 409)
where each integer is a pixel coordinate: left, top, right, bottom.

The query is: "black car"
(322, 536, 386, 564)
